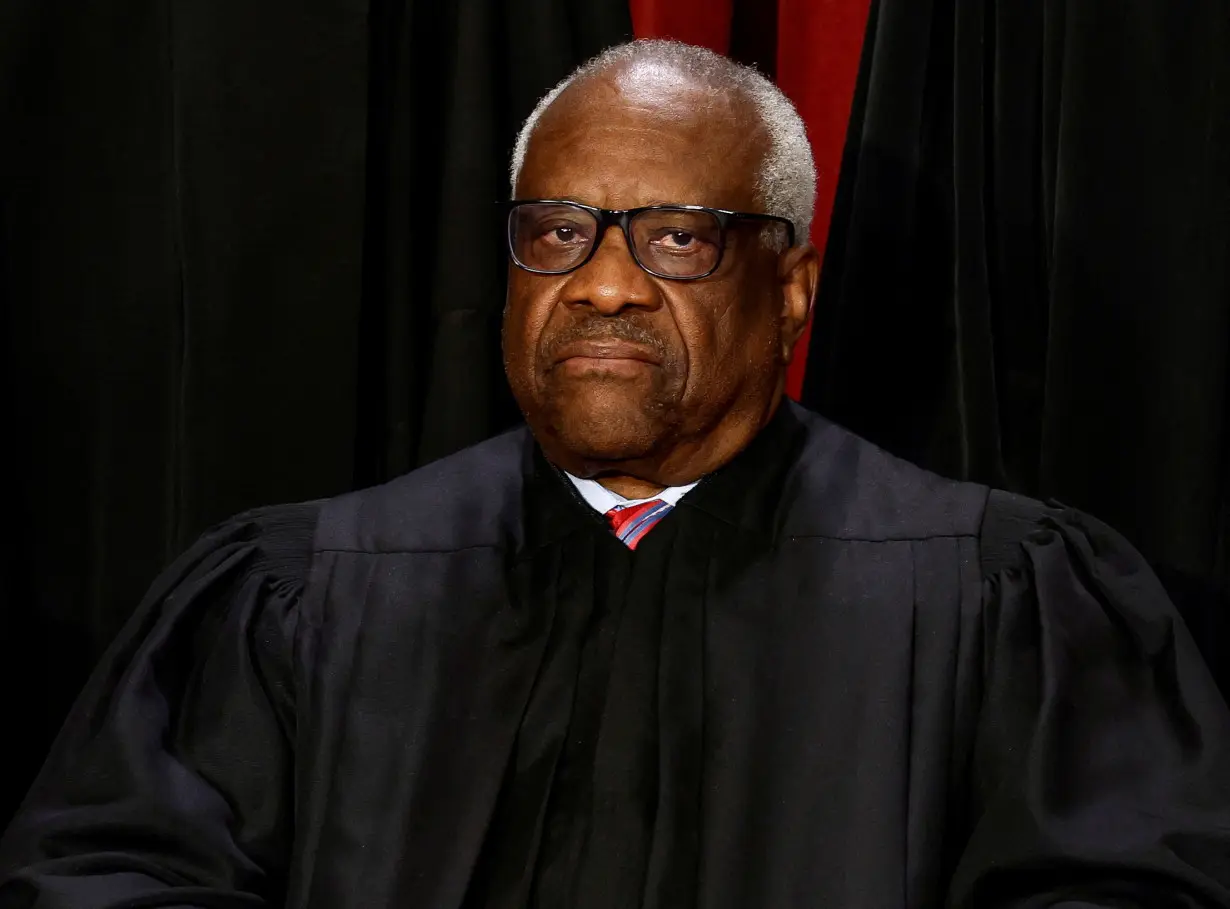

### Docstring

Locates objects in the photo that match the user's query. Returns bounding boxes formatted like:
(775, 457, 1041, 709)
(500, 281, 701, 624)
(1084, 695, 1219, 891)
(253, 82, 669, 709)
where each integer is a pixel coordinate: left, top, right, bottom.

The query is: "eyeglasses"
(505, 200, 795, 281)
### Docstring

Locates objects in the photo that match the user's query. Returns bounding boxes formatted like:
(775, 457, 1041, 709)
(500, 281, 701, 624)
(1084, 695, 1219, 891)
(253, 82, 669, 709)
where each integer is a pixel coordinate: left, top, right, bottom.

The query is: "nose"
(558, 224, 662, 316)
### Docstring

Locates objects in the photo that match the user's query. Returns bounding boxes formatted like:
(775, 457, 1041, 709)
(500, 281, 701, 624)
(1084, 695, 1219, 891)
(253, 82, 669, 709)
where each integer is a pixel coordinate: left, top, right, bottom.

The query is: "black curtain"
(0, 0, 631, 821)
(802, 0, 1230, 684)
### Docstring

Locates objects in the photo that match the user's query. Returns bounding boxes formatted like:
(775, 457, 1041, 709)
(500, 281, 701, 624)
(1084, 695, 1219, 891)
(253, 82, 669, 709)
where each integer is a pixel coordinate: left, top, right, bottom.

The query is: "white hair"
(509, 39, 817, 245)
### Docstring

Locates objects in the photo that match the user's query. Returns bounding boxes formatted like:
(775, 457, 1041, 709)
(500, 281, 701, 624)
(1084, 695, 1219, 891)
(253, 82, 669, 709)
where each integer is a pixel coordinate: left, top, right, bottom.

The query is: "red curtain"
(630, 0, 870, 400)
(629, 0, 733, 54)
(774, 0, 871, 399)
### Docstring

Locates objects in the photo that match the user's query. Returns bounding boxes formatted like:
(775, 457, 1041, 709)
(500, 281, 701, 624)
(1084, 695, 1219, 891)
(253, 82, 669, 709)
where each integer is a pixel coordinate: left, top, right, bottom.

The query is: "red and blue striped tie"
(605, 499, 672, 550)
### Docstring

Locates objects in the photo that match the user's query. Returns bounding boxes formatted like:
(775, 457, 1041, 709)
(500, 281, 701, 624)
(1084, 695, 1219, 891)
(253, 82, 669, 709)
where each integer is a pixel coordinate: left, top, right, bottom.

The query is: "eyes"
(647, 228, 700, 252)
(508, 203, 729, 279)
(539, 221, 592, 248)
(537, 224, 710, 259)
(539, 223, 698, 252)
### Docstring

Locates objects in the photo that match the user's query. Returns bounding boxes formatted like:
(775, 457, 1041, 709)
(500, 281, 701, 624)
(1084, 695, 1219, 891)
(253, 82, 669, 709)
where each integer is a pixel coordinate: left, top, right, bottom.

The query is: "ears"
(777, 243, 821, 363)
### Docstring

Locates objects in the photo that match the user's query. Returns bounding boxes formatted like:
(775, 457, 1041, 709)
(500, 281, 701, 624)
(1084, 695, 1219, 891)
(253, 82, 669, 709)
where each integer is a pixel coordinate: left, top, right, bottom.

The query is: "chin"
(542, 391, 673, 464)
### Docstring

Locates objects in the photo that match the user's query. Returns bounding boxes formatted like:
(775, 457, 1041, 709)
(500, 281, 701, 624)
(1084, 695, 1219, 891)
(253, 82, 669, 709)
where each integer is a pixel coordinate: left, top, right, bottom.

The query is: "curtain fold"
(801, 0, 1230, 650)
(0, 0, 631, 822)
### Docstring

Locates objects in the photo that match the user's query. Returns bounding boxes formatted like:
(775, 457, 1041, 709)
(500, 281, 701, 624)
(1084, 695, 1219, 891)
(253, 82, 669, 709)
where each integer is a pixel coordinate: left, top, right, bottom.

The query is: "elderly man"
(3, 39, 1229, 909)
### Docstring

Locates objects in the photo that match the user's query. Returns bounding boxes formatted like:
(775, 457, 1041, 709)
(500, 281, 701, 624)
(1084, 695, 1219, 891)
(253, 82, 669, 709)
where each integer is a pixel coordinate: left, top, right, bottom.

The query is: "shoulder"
(314, 425, 532, 554)
(782, 403, 990, 541)
(976, 489, 1055, 577)
(975, 490, 1154, 585)
(153, 500, 324, 599)
(974, 493, 1184, 666)
(226, 500, 322, 571)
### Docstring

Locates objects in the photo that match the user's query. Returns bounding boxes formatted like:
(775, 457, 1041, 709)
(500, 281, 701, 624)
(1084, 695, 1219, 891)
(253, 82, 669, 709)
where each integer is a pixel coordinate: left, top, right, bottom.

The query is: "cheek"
(669, 294, 737, 382)
(503, 281, 555, 370)
(673, 287, 779, 386)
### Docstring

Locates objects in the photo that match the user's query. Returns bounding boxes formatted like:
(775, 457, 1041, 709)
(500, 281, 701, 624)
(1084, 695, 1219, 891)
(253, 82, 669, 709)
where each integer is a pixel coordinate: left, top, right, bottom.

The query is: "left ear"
(777, 243, 821, 362)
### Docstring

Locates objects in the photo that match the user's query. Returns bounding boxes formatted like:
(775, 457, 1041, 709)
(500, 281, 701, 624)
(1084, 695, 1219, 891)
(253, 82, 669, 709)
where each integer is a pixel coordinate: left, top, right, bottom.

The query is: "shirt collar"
(564, 472, 700, 515)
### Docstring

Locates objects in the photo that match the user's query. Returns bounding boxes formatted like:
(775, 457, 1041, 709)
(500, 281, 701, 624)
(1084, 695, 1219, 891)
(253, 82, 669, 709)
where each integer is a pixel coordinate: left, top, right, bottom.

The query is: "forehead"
(517, 74, 765, 212)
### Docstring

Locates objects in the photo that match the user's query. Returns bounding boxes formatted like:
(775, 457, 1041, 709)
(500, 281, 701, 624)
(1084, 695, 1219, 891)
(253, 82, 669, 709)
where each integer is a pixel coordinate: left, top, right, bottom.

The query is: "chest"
(288, 534, 982, 909)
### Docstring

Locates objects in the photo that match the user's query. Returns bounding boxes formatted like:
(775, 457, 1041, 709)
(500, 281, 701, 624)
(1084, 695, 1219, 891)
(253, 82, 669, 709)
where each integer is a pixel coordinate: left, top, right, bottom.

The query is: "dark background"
(2, 0, 1226, 822)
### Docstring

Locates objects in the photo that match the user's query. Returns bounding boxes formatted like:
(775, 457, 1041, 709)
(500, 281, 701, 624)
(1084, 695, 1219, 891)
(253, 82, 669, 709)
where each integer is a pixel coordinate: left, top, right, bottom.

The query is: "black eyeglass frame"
(503, 200, 796, 281)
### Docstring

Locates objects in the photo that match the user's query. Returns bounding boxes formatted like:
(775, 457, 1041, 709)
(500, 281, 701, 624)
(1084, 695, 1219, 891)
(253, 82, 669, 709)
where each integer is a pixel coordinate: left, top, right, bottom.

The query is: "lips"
(552, 339, 663, 367)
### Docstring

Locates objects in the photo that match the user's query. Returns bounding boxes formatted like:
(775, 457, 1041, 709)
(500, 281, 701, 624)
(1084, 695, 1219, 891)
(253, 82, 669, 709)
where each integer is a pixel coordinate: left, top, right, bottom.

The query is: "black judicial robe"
(3, 402, 1230, 909)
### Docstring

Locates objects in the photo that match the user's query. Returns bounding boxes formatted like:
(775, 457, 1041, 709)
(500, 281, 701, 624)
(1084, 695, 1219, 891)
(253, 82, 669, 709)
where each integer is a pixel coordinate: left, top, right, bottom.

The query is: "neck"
(596, 475, 669, 499)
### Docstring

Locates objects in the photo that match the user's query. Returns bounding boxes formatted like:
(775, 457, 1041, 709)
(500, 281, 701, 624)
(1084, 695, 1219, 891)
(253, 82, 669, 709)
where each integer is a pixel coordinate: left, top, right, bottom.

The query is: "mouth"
(551, 340, 663, 368)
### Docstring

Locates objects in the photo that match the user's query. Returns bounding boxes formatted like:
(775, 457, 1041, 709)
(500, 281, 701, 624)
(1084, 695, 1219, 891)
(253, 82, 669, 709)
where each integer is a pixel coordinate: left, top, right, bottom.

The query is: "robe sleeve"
(0, 503, 319, 908)
(948, 497, 1230, 908)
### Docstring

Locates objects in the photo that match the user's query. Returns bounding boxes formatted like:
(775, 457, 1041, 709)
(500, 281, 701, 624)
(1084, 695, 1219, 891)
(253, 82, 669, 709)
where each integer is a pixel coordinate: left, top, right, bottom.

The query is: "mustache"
(541, 317, 671, 363)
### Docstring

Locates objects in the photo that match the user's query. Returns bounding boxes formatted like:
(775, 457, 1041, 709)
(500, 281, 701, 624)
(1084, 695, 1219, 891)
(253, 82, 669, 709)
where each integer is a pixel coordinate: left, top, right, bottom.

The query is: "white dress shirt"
(564, 472, 699, 516)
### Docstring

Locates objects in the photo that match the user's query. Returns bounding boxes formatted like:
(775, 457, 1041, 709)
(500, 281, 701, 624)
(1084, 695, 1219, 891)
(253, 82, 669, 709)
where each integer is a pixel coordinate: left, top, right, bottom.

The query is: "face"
(503, 70, 818, 484)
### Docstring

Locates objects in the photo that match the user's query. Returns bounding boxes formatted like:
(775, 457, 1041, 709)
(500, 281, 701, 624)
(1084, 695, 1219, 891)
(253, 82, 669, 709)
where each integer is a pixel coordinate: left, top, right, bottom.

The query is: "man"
(2, 39, 1228, 909)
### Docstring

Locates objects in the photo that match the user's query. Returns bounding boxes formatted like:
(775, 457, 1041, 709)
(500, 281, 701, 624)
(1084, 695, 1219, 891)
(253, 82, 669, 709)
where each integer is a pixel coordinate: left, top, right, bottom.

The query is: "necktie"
(605, 499, 672, 550)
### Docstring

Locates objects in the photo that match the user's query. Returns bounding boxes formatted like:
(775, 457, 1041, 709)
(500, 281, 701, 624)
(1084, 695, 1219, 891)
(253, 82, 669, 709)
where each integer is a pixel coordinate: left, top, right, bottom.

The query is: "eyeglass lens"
(509, 203, 723, 278)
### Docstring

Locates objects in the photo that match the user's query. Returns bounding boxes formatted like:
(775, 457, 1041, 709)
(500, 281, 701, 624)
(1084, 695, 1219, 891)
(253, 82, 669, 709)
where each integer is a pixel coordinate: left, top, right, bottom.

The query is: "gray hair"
(509, 39, 817, 244)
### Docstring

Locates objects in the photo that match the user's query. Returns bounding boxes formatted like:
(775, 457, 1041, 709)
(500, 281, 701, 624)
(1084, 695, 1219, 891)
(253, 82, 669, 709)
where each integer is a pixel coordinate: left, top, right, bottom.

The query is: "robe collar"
(522, 400, 807, 552)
